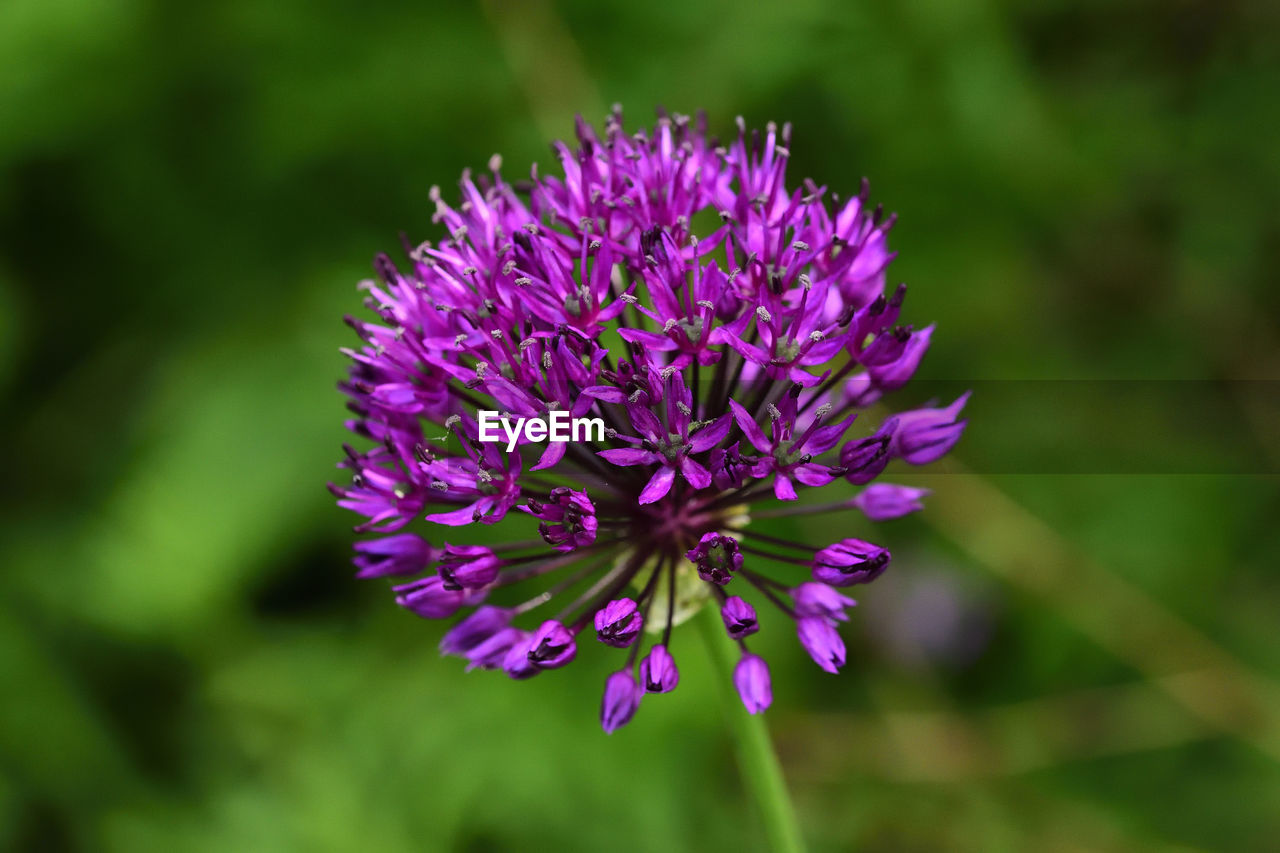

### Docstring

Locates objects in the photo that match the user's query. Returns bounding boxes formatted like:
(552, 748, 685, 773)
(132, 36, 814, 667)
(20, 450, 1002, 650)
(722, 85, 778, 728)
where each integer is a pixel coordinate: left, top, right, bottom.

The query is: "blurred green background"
(3, 0, 1279, 850)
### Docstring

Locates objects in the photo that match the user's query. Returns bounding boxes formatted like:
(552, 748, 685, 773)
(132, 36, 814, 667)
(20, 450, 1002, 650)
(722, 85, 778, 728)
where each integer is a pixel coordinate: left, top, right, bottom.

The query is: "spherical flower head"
(812, 539, 892, 587)
(332, 108, 969, 731)
(686, 532, 743, 586)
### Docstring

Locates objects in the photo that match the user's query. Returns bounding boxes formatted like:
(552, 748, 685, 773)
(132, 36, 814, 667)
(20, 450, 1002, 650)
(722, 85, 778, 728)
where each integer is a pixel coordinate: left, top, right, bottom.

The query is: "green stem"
(697, 605, 807, 853)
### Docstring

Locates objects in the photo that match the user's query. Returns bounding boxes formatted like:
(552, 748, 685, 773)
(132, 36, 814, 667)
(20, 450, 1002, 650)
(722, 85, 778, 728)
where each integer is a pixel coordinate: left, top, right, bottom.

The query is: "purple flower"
(791, 583, 857, 623)
(813, 539, 892, 587)
(851, 483, 930, 521)
(333, 110, 967, 729)
(521, 487, 598, 552)
(721, 596, 759, 639)
(501, 633, 541, 680)
(440, 605, 513, 656)
(892, 392, 970, 465)
(734, 654, 773, 714)
(600, 670, 643, 734)
(392, 575, 469, 619)
(686, 532, 743, 585)
(639, 644, 680, 693)
(437, 544, 501, 590)
(594, 598, 643, 648)
(526, 619, 577, 669)
(797, 617, 846, 674)
(839, 418, 897, 485)
(353, 533, 439, 578)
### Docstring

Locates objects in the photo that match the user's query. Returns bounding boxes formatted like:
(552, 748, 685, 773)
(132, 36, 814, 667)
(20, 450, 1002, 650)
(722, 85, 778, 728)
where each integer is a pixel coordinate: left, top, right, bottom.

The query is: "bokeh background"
(3, 0, 1279, 850)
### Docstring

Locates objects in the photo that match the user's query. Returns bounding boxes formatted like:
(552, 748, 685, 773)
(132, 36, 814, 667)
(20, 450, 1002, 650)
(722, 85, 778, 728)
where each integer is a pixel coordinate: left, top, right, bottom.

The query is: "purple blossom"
(594, 598, 643, 648)
(526, 619, 577, 669)
(332, 109, 968, 732)
(812, 539, 892, 587)
(796, 617, 846, 674)
(437, 544, 501, 590)
(791, 583, 857, 623)
(721, 596, 759, 639)
(521, 487, 598, 552)
(600, 670, 643, 734)
(639, 644, 680, 693)
(892, 392, 970, 465)
(734, 654, 773, 714)
(440, 605, 513, 656)
(851, 483, 930, 521)
(686, 532, 743, 585)
(353, 533, 439, 578)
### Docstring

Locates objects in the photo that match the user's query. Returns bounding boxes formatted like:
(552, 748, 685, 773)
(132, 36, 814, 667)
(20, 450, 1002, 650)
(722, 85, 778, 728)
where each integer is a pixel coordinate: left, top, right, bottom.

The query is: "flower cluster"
(332, 109, 967, 732)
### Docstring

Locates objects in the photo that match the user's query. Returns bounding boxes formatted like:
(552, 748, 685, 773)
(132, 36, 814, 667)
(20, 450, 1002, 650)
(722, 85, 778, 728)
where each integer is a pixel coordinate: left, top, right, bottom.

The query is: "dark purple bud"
(868, 325, 932, 391)
(686, 532, 743, 586)
(520, 487, 598, 552)
(893, 392, 970, 465)
(437, 544, 501, 590)
(439, 605, 513, 657)
(600, 669, 642, 734)
(796, 617, 846, 674)
(812, 538, 891, 587)
(594, 598, 643, 647)
(839, 418, 897, 485)
(639, 644, 680, 693)
(526, 619, 577, 669)
(791, 583, 857, 623)
(851, 483, 930, 521)
(733, 654, 772, 714)
(859, 325, 912, 367)
(353, 533, 438, 578)
(392, 575, 468, 619)
(501, 633, 541, 680)
(720, 596, 759, 639)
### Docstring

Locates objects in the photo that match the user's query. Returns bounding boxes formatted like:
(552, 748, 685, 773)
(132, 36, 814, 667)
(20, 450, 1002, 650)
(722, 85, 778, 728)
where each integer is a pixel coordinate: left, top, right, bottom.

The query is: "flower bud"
(392, 575, 468, 619)
(892, 392, 969, 465)
(851, 483, 930, 521)
(639, 644, 680, 693)
(600, 670, 642, 733)
(733, 654, 772, 714)
(439, 605, 513, 657)
(594, 598, 643, 648)
(720, 596, 759, 639)
(839, 418, 897, 485)
(797, 617, 846, 674)
(526, 619, 577, 669)
(353, 533, 439, 578)
(812, 538, 891, 587)
(686, 532, 743, 586)
(791, 583, 856, 623)
(437, 544, 501, 590)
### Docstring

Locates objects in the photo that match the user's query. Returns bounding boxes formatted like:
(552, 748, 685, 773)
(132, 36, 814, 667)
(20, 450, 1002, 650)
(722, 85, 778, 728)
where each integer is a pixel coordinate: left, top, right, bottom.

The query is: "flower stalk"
(698, 604, 807, 853)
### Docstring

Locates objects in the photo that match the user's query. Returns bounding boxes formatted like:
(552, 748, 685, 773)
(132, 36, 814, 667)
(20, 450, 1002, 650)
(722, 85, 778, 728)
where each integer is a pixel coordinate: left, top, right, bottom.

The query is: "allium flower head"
(332, 108, 968, 732)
